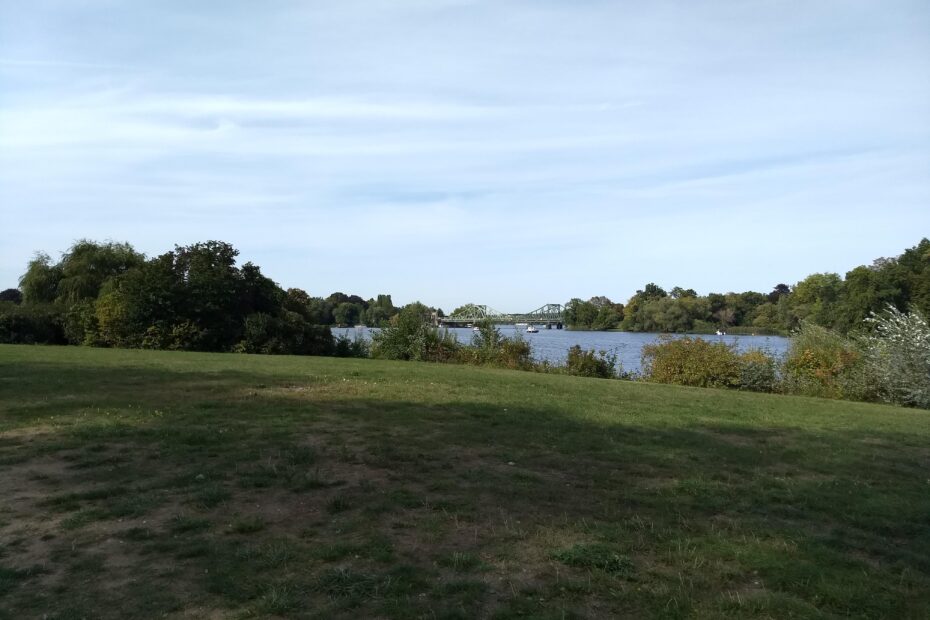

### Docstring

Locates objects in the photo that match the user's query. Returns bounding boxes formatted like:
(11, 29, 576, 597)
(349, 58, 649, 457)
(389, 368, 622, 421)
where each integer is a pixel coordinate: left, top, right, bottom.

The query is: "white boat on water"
(526, 325, 539, 333)
(473, 326, 481, 332)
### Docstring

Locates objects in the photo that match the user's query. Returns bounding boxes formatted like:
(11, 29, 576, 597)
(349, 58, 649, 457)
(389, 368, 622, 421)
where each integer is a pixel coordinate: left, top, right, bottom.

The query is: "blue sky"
(1, 1, 928, 311)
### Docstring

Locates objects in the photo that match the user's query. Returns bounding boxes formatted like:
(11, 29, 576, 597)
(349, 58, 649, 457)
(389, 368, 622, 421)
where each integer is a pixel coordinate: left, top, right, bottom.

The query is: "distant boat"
(526, 325, 539, 333)
(473, 326, 481, 332)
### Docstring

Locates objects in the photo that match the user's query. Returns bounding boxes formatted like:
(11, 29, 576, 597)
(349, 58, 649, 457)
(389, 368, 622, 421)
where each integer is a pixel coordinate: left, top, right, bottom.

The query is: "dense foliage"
(859, 306, 930, 408)
(637, 313, 929, 409)
(564, 345, 618, 378)
(371, 312, 534, 370)
(641, 337, 743, 389)
(564, 239, 930, 334)
(1, 240, 395, 357)
(781, 323, 870, 400)
(2, 237, 929, 407)
(370, 303, 459, 362)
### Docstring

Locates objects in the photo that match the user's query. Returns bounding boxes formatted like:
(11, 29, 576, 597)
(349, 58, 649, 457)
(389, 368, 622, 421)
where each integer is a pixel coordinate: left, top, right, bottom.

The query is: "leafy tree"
(670, 287, 697, 299)
(706, 293, 727, 316)
(19, 253, 62, 304)
(450, 303, 483, 318)
(364, 305, 389, 326)
(0, 289, 22, 304)
(327, 292, 366, 307)
(749, 302, 780, 330)
(563, 298, 584, 326)
(284, 288, 322, 323)
(93, 241, 289, 351)
(768, 284, 791, 303)
(713, 307, 736, 328)
(239, 262, 283, 317)
(833, 265, 901, 333)
(564, 297, 621, 330)
(95, 253, 179, 348)
(371, 303, 458, 361)
(732, 291, 767, 325)
(573, 300, 599, 327)
(788, 273, 843, 328)
(56, 240, 144, 305)
(894, 238, 930, 317)
(332, 302, 362, 326)
(592, 304, 622, 330)
(639, 283, 667, 300)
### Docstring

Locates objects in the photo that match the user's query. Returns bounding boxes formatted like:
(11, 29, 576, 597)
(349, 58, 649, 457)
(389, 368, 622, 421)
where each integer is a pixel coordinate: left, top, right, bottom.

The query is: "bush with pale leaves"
(859, 306, 930, 409)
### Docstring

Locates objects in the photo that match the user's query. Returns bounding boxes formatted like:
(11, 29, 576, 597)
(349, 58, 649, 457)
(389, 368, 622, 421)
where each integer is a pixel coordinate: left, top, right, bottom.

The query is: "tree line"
(0, 240, 413, 354)
(563, 238, 930, 334)
(2, 238, 928, 350)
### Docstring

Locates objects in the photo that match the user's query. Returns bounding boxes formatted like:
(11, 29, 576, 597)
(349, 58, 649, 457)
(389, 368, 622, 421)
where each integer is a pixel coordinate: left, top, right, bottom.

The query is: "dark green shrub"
(371, 304, 459, 362)
(0, 303, 65, 344)
(781, 323, 870, 400)
(565, 345, 617, 378)
(458, 321, 534, 370)
(0, 289, 22, 304)
(641, 336, 740, 388)
(237, 312, 335, 355)
(738, 349, 778, 392)
(62, 300, 102, 346)
(495, 337, 533, 370)
(334, 333, 369, 358)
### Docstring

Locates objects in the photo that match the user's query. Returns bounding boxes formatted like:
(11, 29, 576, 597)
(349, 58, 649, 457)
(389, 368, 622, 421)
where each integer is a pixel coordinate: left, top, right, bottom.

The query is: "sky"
(1, 1, 928, 312)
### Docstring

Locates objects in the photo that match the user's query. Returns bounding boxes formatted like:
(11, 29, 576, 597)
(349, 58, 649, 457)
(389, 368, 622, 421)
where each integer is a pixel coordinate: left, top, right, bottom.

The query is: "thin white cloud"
(1, 0, 928, 307)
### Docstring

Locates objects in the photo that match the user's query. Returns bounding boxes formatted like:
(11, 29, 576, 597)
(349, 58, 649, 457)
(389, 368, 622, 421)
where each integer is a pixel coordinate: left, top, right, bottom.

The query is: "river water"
(333, 326, 789, 373)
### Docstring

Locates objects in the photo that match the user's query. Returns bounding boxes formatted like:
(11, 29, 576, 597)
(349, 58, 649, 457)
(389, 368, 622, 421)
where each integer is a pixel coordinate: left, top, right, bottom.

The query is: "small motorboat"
(473, 326, 481, 332)
(526, 325, 539, 333)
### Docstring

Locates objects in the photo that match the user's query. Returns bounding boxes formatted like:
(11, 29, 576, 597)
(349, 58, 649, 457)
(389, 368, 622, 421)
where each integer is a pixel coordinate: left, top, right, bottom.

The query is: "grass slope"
(0, 345, 927, 619)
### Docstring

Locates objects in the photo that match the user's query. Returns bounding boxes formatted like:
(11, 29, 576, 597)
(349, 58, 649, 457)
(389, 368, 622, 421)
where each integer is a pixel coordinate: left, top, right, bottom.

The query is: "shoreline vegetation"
(0, 238, 927, 409)
(1, 344, 928, 618)
(593, 326, 788, 337)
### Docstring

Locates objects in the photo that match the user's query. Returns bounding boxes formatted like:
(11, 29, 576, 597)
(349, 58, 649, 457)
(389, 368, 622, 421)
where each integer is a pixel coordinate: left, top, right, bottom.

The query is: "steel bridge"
(438, 303, 565, 329)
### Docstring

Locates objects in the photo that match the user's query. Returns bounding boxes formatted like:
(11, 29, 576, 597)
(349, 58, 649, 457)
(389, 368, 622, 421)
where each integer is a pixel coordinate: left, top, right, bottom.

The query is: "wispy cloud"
(1, 0, 928, 307)
(0, 58, 126, 69)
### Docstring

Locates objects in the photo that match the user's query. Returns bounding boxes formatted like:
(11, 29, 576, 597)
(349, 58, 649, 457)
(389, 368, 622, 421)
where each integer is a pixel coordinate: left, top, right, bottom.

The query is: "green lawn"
(0, 345, 928, 619)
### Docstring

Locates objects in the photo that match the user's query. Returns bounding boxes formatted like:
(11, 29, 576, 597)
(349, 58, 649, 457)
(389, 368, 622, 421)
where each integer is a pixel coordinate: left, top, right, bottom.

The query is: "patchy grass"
(551, 543, 634, 576)
(0, 344, 928, 618)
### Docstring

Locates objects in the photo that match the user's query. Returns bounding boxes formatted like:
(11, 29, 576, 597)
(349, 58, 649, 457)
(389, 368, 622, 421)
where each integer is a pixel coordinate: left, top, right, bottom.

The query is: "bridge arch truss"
(439, 303, 564, 328)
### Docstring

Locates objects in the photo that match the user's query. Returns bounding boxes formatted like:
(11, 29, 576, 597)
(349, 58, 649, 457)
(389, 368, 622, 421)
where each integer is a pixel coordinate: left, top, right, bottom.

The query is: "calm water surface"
(334, 326, 788, 373)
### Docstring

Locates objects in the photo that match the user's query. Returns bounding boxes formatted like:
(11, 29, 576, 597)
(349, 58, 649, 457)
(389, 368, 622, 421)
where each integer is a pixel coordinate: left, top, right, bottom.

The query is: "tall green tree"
(788, 273, 843, 328)
(18, 253, 62, 304)
(56, 240, 144, 305)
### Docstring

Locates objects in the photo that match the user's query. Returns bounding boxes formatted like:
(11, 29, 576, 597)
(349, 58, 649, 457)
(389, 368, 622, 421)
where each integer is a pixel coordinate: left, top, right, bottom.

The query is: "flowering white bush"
(860, 306, 930, 409)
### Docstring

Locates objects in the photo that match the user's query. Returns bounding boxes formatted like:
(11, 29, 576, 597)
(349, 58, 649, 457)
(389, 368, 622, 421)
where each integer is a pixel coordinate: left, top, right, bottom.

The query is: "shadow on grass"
(1, 354, 928, 618)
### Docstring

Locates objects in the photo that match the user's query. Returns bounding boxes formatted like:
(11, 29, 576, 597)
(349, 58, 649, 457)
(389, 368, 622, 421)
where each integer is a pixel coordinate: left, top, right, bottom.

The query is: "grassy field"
(0, 345, 928, 619)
